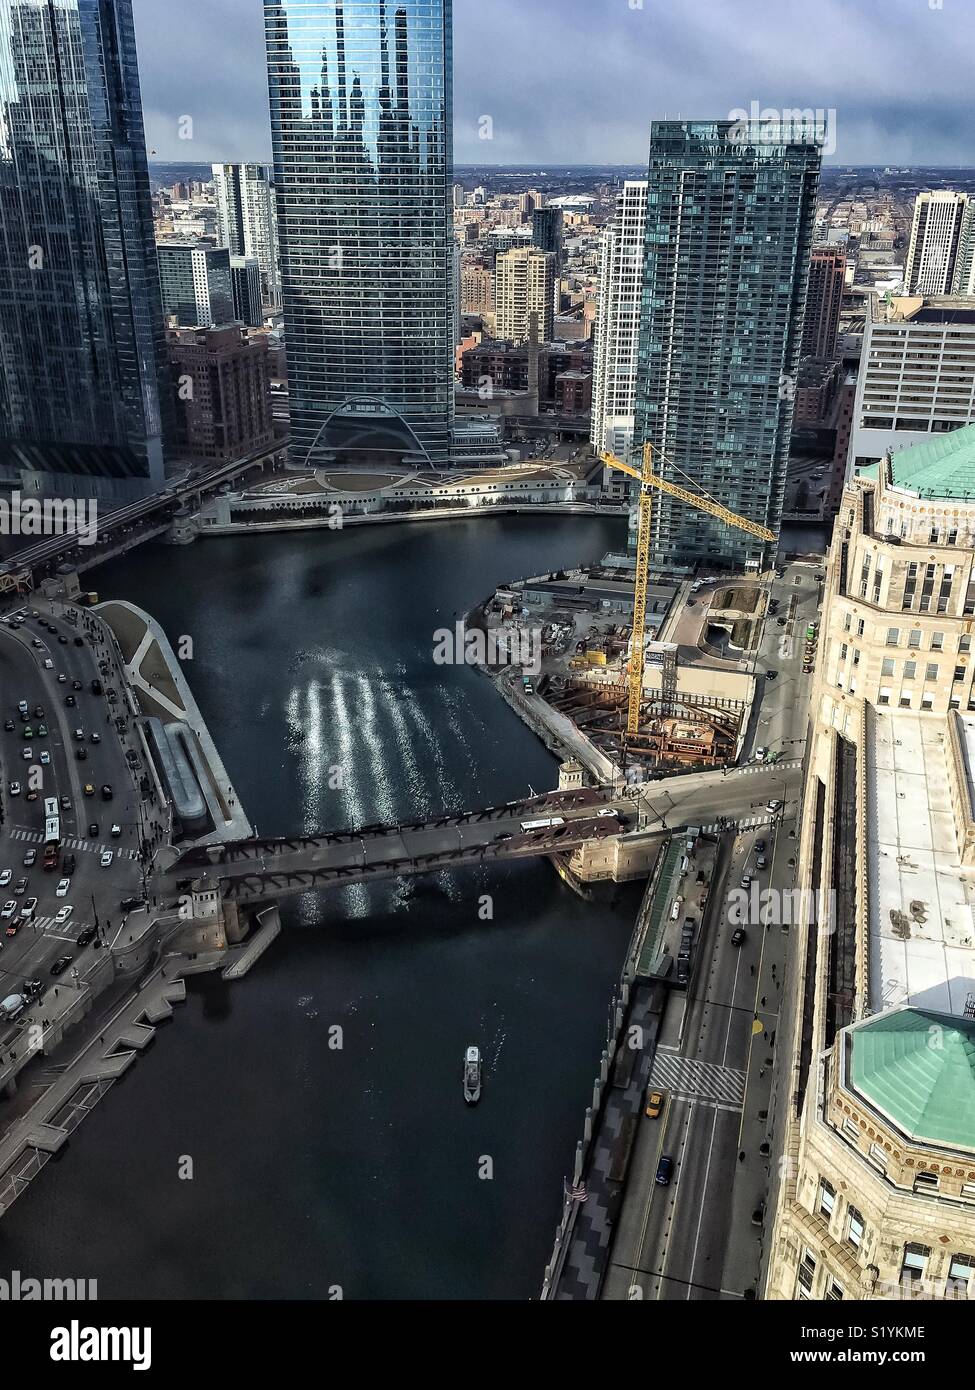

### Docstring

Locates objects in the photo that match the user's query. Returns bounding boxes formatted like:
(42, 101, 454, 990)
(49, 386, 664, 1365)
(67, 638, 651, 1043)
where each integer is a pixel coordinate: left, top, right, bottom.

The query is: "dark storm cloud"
(136, 0, 975, 166)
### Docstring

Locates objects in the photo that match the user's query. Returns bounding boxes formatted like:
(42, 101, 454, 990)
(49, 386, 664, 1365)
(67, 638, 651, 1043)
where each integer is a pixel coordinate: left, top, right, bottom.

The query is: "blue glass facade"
(264, 1, 454, 466)
(635, 120, 822, 569)
(0, 0, 169, 495)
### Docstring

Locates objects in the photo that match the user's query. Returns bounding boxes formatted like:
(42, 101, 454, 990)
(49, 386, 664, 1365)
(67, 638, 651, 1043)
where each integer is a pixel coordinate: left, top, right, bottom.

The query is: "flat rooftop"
(867, 712, 975, 1016)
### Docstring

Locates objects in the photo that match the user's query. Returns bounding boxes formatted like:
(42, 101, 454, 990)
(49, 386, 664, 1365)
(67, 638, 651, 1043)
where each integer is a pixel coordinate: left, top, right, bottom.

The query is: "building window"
(818, 1179, 836, 1218)
(901, 1243, 930, 1281)
(955, 667, 966, 682)
(931, 632, 944, 650)
(847, 1207, 865, 1250)
(843, 613, 852, 632)
(840, 643, 848, 661)
(908, 630, 922, 648)
(868, 1143, 888, 1170)
(961, 635, 972, 654)
(842, 1117, 859, 1141)
(826, 1281, 844, 1301)
(886, 628, 899, 646)
(948, 1253, 975, 1293)
(914, 1170, 939, 1192)
(926, 663, 939, 682)
(856, 619, 865, 637)
(881, 658, 895, 677)
(797, 1248, 816, 1296)
(904, 661, 917, 680)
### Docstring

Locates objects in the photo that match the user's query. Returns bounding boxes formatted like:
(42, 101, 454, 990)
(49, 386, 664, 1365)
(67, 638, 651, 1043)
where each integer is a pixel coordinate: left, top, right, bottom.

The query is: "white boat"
(463, 1045, 481, 1104)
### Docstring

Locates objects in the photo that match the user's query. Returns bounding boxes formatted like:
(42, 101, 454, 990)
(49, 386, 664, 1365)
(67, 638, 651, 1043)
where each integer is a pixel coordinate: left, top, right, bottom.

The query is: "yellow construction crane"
(599, 443, 776, 739)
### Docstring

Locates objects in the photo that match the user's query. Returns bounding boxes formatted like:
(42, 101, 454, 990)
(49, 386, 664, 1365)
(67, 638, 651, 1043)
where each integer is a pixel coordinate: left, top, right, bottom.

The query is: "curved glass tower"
(264, 1, 454, 467)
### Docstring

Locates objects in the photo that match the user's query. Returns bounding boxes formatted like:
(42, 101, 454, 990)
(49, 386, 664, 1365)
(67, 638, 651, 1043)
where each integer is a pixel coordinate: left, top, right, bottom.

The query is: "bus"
(520, 816, 565, 832)
(43, 798, 61, 856)
(44, 797, 59, 820)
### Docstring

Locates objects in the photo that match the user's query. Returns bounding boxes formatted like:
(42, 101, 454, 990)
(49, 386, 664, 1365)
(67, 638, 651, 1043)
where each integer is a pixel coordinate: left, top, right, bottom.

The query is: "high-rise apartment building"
(905, 190, 969, 295)
(157, 242, 234, 329)
(591, 181, 647, 463)
(531, 206, 564, 265)
(849, 293, 975, 471)
(767, 427, 975, 1301)
(264, 0, 454, 467)
(0, 0, 169, 497)
(461, 264, 494, 317)
(212, 162, 281, 312)
(230, 257, 264, 328)
(634, 120, 822, 570)
(167, 325, 273, 464)
(801, 248, 846, 360)
(494, 246, 554, 344)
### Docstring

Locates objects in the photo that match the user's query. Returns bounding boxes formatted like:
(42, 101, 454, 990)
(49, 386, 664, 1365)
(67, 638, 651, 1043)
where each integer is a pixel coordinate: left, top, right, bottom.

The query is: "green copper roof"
(863, 423, 975, 499)
(849, 1008, 975, 1150)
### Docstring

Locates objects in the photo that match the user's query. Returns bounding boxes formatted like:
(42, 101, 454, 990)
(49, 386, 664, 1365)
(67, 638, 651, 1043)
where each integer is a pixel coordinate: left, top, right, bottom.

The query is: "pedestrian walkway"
(7, 825, 137, 860)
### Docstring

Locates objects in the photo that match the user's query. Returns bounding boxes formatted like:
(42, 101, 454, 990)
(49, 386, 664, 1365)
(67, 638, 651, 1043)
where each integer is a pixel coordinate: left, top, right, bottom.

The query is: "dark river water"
(0, 513, 647, 1300)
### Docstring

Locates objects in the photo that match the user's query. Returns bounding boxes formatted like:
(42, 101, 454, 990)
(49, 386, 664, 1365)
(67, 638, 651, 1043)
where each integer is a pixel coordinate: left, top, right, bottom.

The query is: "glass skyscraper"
(264, 1, 454, 467)
(0, 0, 169, 496)
(635, 120, 822, 570)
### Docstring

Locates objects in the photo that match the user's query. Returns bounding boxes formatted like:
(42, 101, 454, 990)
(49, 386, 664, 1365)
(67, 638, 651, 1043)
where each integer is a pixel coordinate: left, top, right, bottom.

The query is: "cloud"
(135, 0, 975, 166)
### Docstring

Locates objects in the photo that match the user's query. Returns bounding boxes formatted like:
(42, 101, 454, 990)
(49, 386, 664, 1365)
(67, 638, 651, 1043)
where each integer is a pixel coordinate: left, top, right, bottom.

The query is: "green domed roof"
(862, 424, 975, 500)
(849, 1008, 975, 1150)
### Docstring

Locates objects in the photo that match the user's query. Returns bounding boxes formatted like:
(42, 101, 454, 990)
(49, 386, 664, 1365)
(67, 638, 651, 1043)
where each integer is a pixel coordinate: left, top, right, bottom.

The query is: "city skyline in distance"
(134, 0, 975, 167)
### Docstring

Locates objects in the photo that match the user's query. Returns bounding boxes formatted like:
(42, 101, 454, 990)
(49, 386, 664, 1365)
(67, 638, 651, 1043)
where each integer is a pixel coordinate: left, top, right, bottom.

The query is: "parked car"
(645, 1088, 664, 1119)
(731, 927, 746, 946)
(655, 1155, 674, 1186)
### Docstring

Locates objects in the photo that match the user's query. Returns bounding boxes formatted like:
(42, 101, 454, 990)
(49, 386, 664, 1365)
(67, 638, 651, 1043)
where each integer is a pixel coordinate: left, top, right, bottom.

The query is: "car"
(42, 659, 53, 670)
(20, 746, 33, 761)
(13, 876, 27, 895)
(39, 750, 50, 765)
(120, 895, 143, 912)
(776, 616, 786, 625)
(8, 781, 20, 796)
(0, 901, 16, 920)
(56, 878, 70, 897)
(0, 870, 9, 888)
(54, 905, 73, 925)
(90, 678, 102, 694)
(31, 638, 43, 649)
(37, 724, 47, 736)
(22, 979, 43, 998)
(99, 851, 113, 868)
(76, 747, 88, 760)
(73, 637, 84, 647)
(101, 784, 113, 800)
(25, 789, 38, 802)
(655, 1155, 674, 1186)
(645, 1088, 664, 1119)
(766, 799, 782, 813)
(22, 849, 35, 867)
(731, 927, 746, 946)
(765, 669, 778, 680)
(3, 719, 14, 732)
(33, 705, 43, 718)
(110, 824, 121, 837)
(65, 695, 76, 707)
(62, 854, 76, 875)
(83, 784, 94, 798)
(72, 680, 82, 691)
(57, 673, 67, 684)
(21, 725, 32, 739)
(77, 927, 96, 948)
(50, 956, 73, 977)
(58, 635, 67, 644)
(741, 874, 751, 889)
(126, 749, 140, 766)
(90, 732, 100, 744)
(73, 728, 84, 740)
(87, 822, 99, 836)
(21, 897, 36, 919)
(802, 664, 814, 674)
(755, 746, 767, 760)
(756, 855, 768, 870)
(5, 921, 21, 938)
(60, 795, 71, 810)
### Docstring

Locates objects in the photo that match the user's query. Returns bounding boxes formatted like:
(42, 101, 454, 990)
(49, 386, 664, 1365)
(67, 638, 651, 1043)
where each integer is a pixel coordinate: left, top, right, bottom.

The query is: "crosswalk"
(697, 814, 777, 835)
(5, 826, 137, 861)
(33, 914, 93, 943)
(649, 1048, 745, 1113)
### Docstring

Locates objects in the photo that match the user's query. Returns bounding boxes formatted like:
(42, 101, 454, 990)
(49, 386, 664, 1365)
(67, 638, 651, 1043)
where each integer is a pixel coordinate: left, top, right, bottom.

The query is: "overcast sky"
(134, 0, 975, 167)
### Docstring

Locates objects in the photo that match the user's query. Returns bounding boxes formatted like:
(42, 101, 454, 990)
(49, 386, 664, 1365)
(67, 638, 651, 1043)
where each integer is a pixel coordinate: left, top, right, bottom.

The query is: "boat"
(463, 1045, 481, 1104)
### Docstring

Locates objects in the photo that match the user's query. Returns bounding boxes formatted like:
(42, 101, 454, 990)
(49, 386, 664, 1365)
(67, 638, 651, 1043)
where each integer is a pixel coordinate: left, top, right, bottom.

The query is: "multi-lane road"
(0, 599, 147, 1056)
(601, 561, 823, 1300)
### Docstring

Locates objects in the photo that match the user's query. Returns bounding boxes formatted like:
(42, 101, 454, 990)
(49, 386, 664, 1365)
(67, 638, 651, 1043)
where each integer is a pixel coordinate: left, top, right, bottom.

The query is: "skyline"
(135, 0, 975, 167)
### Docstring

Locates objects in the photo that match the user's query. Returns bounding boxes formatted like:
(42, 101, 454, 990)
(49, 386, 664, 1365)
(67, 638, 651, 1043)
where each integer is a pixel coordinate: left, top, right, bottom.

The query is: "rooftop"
(867, 712, 975, 1016)
(847, 1007, 975, 1151)
(861, 423, 975, 500)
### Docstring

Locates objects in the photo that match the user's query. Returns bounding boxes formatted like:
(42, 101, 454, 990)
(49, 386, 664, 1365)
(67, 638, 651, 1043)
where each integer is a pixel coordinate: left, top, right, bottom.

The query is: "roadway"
(0, 598, 147, 1060)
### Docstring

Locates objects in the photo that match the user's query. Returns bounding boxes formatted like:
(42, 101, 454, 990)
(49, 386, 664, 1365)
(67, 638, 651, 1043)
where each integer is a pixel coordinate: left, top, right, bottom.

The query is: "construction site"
(477, 444, 777, 778)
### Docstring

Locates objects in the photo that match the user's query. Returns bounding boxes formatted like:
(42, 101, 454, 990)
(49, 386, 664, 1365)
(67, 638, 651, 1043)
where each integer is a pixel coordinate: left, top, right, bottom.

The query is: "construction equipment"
(599, 443, 776, 739)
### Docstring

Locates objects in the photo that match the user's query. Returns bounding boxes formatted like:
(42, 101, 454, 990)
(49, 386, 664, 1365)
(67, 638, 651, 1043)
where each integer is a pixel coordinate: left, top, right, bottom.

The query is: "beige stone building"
(494, 245, 554, 344)
(767, 423, 975, 1301)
